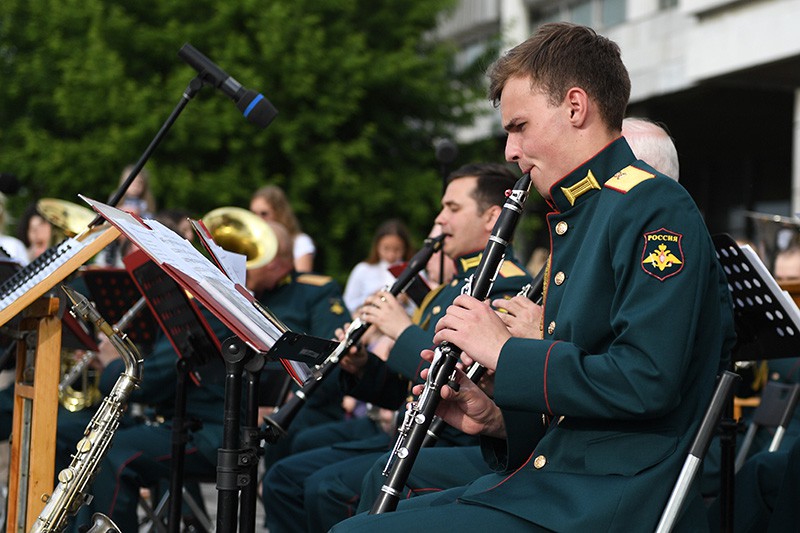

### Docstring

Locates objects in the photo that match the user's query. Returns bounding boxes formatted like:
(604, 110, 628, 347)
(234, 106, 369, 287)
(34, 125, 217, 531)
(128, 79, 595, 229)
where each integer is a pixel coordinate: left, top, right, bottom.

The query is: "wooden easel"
(6, 297, 61, 532)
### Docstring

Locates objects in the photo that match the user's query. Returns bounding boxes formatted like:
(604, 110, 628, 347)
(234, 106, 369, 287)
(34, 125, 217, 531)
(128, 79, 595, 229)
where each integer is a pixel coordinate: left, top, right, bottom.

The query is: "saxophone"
(30, 285, 144, 533)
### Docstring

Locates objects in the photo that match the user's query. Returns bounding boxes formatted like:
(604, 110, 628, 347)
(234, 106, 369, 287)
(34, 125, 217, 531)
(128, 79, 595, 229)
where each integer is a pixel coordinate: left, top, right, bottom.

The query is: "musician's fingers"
(452, 294, 481, 309)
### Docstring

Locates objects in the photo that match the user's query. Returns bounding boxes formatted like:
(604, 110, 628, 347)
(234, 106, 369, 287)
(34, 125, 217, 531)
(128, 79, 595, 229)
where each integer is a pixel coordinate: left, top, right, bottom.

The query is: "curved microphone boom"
(262, 233, 446, 443)
(178, 43, 278, 129)
(371, 173, 532, 514)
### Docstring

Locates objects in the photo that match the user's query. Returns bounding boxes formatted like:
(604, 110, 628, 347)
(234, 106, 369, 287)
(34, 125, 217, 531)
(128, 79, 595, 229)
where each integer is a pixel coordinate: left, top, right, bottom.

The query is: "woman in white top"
(343, 219, 412, 315)
(250, 185, 316, 272)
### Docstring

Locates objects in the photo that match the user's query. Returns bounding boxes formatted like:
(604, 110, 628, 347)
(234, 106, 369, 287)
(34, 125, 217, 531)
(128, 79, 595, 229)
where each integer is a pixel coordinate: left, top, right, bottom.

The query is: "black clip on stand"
(712, 234, 800, 532)
(216, 332, 335, 533)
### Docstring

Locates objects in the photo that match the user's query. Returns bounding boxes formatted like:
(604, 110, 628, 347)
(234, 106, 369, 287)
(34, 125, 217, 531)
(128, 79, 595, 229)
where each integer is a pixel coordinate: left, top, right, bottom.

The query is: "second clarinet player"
(261, 163, 533, 532)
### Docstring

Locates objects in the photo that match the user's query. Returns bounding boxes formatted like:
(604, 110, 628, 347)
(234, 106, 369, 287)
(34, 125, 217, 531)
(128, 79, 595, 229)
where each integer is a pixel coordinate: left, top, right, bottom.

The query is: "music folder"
(79, 196, 331, 385)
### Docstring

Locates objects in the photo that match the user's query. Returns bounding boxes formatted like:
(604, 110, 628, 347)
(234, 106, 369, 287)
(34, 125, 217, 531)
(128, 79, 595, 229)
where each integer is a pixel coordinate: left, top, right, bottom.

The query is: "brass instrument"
(31, 285, 143, 533)
(202, 206, 278, 269)
(58, 296, 148, 412)
(36, 198, 96, 242)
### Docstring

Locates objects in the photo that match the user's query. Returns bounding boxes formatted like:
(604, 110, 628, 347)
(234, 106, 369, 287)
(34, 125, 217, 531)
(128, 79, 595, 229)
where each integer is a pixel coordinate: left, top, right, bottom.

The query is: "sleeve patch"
(641, 228, 684, 281)
(605, 165, 655, 194)
(297, 273, 332, 286)
(499, 261, 526, 278)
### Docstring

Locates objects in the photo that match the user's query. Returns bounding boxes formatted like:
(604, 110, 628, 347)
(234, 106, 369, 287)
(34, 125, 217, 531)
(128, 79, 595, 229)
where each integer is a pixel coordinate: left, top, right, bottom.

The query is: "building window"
(531, 0, 627, 29)
(601, 0, 625, 26)
(569, 1, 593, 26)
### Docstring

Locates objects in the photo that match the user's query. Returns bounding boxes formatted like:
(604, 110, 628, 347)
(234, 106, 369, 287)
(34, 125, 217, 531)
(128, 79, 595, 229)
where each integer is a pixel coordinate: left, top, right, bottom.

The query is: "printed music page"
(80, 196, 285, 355)
(189, 218, 247, 287)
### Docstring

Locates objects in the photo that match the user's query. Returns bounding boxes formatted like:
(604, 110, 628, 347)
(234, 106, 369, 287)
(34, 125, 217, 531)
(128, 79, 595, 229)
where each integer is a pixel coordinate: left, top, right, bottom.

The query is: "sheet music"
(740, 244, 800, 330)
(80, 196, 286, 354)
(190, 219, 247, 286)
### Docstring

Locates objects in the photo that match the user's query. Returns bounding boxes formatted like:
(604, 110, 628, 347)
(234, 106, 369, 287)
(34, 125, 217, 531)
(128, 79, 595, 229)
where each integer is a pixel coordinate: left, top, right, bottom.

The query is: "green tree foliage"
(0, 0, 502, 278)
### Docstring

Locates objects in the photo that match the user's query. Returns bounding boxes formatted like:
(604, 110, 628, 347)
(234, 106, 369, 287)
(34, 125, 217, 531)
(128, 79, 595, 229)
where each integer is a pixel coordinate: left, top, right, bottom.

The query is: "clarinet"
(262, 233, 445, 443)
(371, 173, 531, 514)
(421, 262, 546, 447)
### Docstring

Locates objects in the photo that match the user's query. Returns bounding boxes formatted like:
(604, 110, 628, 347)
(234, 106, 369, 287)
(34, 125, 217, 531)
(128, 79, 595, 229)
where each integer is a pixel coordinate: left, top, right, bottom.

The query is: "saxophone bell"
(83, 512, 121, 533)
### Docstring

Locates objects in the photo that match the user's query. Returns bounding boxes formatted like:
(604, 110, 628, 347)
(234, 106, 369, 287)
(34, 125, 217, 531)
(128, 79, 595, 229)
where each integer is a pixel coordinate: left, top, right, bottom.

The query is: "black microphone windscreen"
(236, 90, 278, 129)
(434, 139, 458, 164)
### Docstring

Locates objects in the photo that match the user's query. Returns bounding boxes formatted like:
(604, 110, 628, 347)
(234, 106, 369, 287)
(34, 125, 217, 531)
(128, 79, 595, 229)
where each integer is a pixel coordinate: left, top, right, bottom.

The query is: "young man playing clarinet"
(333, 22, 735, 532)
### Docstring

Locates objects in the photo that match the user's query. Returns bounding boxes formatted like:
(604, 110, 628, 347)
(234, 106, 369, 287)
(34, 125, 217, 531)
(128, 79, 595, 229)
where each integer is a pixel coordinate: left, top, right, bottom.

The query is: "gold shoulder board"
(604, 165, 655, 194)
(499, 261, 526, 278)
(297, 274, 332, 286)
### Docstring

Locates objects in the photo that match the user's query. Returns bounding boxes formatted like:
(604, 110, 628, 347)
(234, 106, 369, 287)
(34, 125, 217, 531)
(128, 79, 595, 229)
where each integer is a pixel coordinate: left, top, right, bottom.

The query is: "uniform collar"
(456, 249, 484, 276)
(548, 137, 636, 213)
(455, 247, 518, 277)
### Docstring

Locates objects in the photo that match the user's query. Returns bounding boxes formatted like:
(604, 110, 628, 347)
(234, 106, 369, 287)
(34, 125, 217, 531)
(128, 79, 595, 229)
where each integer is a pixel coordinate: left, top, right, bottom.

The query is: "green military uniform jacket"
(459, 138, 736, 531)
(100, 310, 231, 463)
(256, 271, 350, 417)
(344, 249, 532, 411)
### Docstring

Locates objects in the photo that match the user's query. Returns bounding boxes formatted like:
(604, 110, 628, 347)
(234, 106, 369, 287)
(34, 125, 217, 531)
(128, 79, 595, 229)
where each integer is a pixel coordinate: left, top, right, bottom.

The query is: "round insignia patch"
(641, 228, 684, 281)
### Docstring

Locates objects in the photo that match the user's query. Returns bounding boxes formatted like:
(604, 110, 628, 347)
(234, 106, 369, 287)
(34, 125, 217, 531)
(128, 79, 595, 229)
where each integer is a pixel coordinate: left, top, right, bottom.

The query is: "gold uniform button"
(547, 321, 556, 335)
(554, 271, 565, 285)
(555, 221, 568, 235)
(432, 306, 441, 315)
(451, 279, 458, 287)
(533, 455, 547, 469)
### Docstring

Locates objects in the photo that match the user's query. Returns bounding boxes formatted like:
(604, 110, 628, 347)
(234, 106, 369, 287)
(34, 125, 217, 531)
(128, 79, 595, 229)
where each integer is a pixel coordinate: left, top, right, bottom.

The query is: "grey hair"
(622, 117, 680, 181)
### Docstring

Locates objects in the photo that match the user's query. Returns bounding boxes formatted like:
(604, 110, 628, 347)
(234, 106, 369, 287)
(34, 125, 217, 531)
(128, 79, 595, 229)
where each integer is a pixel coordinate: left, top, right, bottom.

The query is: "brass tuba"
(201, 206, 278, 269)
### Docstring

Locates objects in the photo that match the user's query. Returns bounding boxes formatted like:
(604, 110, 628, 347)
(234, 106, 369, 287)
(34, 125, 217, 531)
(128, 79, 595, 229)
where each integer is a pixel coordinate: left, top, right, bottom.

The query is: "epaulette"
(498, 261, 526, 278)
(604, 165, 655, 194)
(296, 273, 332, 286)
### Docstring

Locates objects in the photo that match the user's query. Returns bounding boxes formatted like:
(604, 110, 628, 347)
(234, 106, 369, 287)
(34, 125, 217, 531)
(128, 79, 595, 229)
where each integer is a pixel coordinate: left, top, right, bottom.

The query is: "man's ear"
(566, 87, 589, 127)
(484, 204, 502, 232)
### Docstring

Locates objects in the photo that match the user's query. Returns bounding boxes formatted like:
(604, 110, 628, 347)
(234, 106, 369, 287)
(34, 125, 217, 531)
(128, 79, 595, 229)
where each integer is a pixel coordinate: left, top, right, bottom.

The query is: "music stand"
(79, 266, 159, 352)
(712, 233, 800, 532)
(124, 249, 224, 533)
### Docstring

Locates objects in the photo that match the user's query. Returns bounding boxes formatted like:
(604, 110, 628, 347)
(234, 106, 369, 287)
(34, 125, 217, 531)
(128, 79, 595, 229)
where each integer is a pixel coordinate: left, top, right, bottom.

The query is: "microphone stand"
(87, 76, 204, 228)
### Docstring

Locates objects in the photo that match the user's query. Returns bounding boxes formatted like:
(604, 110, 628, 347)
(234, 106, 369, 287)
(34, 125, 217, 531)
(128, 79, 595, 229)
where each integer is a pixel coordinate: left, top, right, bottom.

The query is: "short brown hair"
(488, 22, 630, 131)
(446, 163, 518, 214)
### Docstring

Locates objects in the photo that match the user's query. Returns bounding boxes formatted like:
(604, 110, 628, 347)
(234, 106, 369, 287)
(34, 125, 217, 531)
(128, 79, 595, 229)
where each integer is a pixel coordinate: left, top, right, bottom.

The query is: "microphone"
(178, 43, 278, 129)
(434, 138, 458, 165)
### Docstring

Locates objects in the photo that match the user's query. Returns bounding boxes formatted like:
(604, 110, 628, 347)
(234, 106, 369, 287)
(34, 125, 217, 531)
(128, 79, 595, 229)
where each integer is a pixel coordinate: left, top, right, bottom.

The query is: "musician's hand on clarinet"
(492, 295, 544, 340)
(360, 290, 412, 340)
(433, 294, 510, 372)
(335, 325, 369, 377)
(414, 349, 506, 439)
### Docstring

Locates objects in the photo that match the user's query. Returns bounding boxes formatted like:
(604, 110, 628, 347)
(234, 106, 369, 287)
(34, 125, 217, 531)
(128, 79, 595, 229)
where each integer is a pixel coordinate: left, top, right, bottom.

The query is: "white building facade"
(439, 0, 800, 249)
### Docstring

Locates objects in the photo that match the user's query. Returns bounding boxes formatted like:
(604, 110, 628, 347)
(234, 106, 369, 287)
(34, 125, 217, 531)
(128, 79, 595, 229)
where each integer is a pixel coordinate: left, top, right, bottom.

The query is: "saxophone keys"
(57, 468, 74, 483)
(76, 437, 92, 453)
